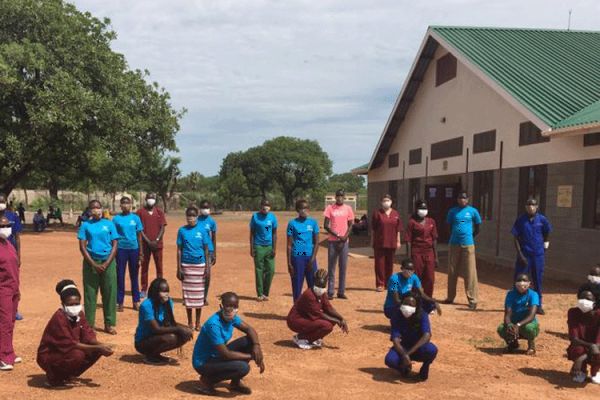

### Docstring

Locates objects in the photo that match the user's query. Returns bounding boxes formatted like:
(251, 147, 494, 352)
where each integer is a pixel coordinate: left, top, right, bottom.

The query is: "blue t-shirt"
(250, 212, 278, 246)
(390, 307, 431, 348)
(134, 298, 174, 343)
(504, 288, 539, 323)
(384, 273, 422, 309)
(197, 215, 217, 253)
(176, 224, 210, 264)
(77, 218, 118, 260)
(511, 213, 552, 256)
(287, 217, 319, 256)
(192, 312, 243, 369)
(112, 213, 143, 250)
(2, 210, 22, 249)
(447, 205, 482, 246)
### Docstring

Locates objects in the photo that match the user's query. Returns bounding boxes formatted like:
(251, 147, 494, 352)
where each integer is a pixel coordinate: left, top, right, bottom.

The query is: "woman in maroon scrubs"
(371, 194, 403, 292)
(405, 200, 439, 297)
(0, 215, 20, 371)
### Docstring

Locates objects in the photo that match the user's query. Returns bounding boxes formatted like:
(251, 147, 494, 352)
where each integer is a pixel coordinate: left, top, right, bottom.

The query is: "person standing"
(77, 200, 119, 334)
(0, 215, 20, 371)
(287, 199, 320, 302)
(198, 200, 217, 305)
(137, 193, 167, 298)
(0, 195, 23, 321)
(444, 191, 482, 310)
(511, 198, 552, 315)
(249, 199, 278, 301)
(323, 189, 354, 300)
(112, 196, 144, 312)
(406, 200, 439, 297)
(16, 203, 25, 224)
(371, 194, 402, 292)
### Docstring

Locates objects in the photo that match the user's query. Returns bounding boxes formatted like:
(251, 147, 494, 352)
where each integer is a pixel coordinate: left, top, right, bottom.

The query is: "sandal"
(104, 326, 117, 335)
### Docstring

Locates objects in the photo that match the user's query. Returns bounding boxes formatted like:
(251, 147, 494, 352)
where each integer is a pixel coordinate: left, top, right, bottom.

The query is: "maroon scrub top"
(0, 239, 19, 293)
(405, 216, 438, 253)
(371, 208, 403, 249)
(137, 207, 167, 249)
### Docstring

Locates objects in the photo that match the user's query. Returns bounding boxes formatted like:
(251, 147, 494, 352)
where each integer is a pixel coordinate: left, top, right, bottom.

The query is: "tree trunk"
(1, 164, 33, 197)
(48, 178, 59, 201)
(284, 191, 294, 210)
(23, 188, 28, 206)
(160, 194, 169, 213)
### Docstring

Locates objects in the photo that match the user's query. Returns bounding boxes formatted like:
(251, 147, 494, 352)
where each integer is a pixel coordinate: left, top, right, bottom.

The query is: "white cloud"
(71, 0, 600, 175)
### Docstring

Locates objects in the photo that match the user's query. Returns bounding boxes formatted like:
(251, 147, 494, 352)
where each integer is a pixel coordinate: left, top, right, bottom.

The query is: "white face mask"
(417, 209, 428, 218)
(262, 206, 271, 213)
(313, 286, 326, 297)
(515, 282, 530, 291)
(0, 227, 12, 239)
(381, 200, 392, 209)
(588, 275, 600, 285)
(200, 208, 210, 216)
(146, 199, 156, 207)
(159, 291, 170, 303)
(63, 304, 82, 318)
(0, 203, 6, 211)
(400, 305, 416, 318)
(577, 299, 595, 313)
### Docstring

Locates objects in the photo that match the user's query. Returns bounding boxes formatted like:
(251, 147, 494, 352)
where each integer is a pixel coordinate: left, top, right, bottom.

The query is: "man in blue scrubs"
(511, 198, 552, 314)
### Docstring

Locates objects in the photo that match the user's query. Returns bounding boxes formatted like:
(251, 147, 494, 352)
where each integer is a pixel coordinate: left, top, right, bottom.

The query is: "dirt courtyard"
(1, 211, 599, 399)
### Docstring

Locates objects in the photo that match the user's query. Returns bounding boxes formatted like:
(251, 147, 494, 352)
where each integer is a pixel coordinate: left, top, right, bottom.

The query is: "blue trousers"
(117, 248, 140, 304)
(514, 253, 544, 305)
(291, 255, 317, 301)
(385, 342, 438, 380)
(327, 241, 349, 297)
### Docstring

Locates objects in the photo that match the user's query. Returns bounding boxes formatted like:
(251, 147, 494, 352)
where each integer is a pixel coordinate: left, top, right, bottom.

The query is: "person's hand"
(99, 345, 114, 357)
(211, 254, 217, 266)
(435, 302, 442, 316)
(434, 258, 439, 268)
(138, 253, 144, 265)
(307, 258, 315, 269)
(251, 344, 265, 372)
(178, 325, 193, 341)
(205, 265, 211, 280)
(257, 358, 266, 374)
(149, 240, 158, 250)
(339, 319, 349, 334)
(401, 354, 412, 369)
(396, 239, 401, 248)
(590, 344, 600, 356)
(507, 323, 519, 337)
(176, 268, 184, 281)
(519, 255, 528, 267)
(287, 262, 294, 277)
(94, 262, 105, 273)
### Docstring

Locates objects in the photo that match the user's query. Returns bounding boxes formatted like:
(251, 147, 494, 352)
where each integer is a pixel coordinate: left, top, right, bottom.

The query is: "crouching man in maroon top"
(37, 280, 114, 387)
(287, 269, 349, 350)
(568, 284, 600, 384)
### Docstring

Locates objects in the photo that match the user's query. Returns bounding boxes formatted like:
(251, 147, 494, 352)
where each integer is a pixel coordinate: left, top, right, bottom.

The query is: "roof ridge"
(430, 25, 600, 34)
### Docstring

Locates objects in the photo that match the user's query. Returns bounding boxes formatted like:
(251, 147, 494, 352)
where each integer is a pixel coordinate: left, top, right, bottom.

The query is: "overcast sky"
(71, 0, 599, 176)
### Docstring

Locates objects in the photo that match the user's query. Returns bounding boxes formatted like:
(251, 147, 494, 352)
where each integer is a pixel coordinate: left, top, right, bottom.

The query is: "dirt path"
(2, 212, 598, 399)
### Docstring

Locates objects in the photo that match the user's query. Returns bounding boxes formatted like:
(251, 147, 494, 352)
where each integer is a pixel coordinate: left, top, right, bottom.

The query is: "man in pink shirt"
(323, 189, 354, 299)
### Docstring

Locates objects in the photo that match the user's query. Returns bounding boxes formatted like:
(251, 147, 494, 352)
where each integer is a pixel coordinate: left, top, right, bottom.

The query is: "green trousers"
(83, 258, 117, 328)
(497, 320, 539, 342)
(253, 245, 275, 297)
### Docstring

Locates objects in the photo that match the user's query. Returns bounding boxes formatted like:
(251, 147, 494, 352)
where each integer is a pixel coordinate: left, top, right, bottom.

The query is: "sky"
(71, 0, 600, 176)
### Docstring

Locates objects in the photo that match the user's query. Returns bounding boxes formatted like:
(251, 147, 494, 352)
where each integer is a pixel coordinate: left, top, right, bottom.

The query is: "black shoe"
(327, 295, 334, 300)
(337, 293, 348, 299)
(468, 303, 477, 311)
(536, 308, 545, 315)
(230, 380, 252, 395)
(505, 341, 519, 353)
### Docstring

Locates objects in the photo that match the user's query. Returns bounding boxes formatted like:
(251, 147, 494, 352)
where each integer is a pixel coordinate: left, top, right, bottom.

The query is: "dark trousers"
(385, 342, 438, 380)
(290, 255, 317, 301)
(140, 245, 163, 292)
(195, 336, 252, 384)
(116, 248, 140, 304)
(38, 349, 101, 385)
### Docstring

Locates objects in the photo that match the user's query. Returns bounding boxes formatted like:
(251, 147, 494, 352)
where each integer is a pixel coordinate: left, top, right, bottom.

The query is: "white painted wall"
(369, 44, 600, 183)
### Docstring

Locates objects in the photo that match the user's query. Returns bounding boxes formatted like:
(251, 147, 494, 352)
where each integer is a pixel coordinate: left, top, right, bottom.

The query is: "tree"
(327, 173, 365, 193)
(0, 0, 182, 195)
(139, 153, 181, 212)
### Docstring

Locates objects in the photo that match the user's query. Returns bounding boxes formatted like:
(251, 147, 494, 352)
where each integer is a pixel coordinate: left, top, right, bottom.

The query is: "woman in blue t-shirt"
(385, 291, 438, 381)
(134, 278, 193, 365)
(286, 199, 320, 302)
(193, 292, 265, 396)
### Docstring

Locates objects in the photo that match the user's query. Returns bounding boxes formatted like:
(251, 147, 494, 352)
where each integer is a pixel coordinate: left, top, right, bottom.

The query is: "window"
(473, 170, 494, 220)
(435, 53, 457, 86)
(473, 130, 496, 153)
(518, 165, 547, 215)
(431, 136, 463, 160)
(388, 180, 398, 205)
(408, 178, 420, 212)
(582, 159, 600, 228)
(409, 148, 422, 165)
(388, 153, 399, 168)
(583, 132, 600, 147)
(519, 122, 549, 146)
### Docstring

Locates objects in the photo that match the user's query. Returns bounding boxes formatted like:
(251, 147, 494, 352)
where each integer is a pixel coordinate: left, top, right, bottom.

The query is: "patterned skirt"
(181, 263, 206, 308)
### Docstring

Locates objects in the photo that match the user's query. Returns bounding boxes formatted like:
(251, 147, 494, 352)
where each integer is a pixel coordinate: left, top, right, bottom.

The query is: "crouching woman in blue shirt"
(193, 292, 265, 396)
(385, 292, 438, 381)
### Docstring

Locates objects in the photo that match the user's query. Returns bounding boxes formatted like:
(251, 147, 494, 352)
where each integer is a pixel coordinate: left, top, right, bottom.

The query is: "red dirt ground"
(1, 211, 599, 399)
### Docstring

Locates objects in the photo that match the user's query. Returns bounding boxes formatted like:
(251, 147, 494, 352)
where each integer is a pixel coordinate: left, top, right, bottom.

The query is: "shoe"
(196, 380, 217, 396)
(262, 296, 269, 302)
(526, 347, 536, 356)
(0, 361, 13, 371)
(117, 304, 124, 312)
(14, 357, 22, 364)
(468, 303, 477, 311)
(133, 302, 140, 311)
(573, 371, 586, 383)
(256, 296, 263, 302)
(15, 312, 23, 321)
(376, 286, 384, 292)
(312, 339, 323, 348)
(230, 380, 252, 394)
(337, 293, 348, 300)
(505, 340, 519, 353)
(327, 295, 334, 300)
(536, 308, 545, 315)
(591, 372, 600, 384)
(292, 335, 313, 350)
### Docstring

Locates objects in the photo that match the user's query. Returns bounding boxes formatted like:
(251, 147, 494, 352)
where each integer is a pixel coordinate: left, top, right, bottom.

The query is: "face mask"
(221, 306, 238, 320)
(146, 199, 156, 207)
(588, 275, 600, 285)
(515, 282, 530, 291)
(577, 299, 595, 313)
(0, 227, 12, 239)
(417, 209, 428, 218)
(91, 208, 102, 218)
(313, 286, 326, 297)
(298, 209, 309, 218)
(262, 206, 271, 213)
(200, 208, 210, 216)
(400, 305, 416, 318)
(381, 200, 392, 209)
(159, 291, 170, 303)
(0, 203, 6, 211)
(63, 304, 82, 318)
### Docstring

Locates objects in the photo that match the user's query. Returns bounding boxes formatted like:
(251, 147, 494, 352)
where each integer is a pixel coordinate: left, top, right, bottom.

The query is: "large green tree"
(0, 0, 182, 196)
(327, 173, 365, 193)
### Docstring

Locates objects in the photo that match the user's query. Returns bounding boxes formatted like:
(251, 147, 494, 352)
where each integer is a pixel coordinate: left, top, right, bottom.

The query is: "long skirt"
(181, 263, 206, 308)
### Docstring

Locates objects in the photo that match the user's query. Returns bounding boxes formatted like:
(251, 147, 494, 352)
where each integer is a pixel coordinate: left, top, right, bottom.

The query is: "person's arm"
(15, 233, 21, 265)
(417, 287, 442, 315)
(204, 244, 211, 279)
(211, 227, 217, 264)
(79, 240, 101, 271)
(322, 303, 349, 333)
(340, 219, 352, 242)
(249, 228, 255, 258)
(324, 217, 338, 239)
(391, 336, 411, 368)
(272, 228, 277, 257)
(287, 236, 293, 276)
(473, 224, 480, 237)
(75, 342, 113, 356)
(473, 209, 482, 237)
(137, 231, 144, 264)
(176, 245, 183, 281)
(102, 240, 118, 268)
(310, 231, 319, 262)
(516, 304, 538, 327)
(156, 224, 166, 243)
(513, 236, 527, 266)
(542, 217, 551, 249)
(432, 240, 439, 267)
(405, 331, 432, 357)
(231, 320, 265, 372)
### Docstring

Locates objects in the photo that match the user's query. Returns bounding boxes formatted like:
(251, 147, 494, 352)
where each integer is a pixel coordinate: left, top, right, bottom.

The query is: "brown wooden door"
(425, 184, 460, 243)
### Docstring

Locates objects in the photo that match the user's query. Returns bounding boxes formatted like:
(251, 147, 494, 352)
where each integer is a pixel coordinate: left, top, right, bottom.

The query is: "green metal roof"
(431, 26, 600, 129)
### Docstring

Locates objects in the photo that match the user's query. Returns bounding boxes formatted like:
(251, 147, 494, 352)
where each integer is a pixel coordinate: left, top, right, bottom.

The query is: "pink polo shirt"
(323, 203, 354, 241)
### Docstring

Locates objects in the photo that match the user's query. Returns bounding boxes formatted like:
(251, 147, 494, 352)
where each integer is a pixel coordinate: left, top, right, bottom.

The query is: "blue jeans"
(194, 336, 252, 384)
(327, 241, 349, 297)
(385, 342, 438, 380)
(116, 248, 140, 304)
(514, 253, 545, 305)
(291, 255, 317, 301)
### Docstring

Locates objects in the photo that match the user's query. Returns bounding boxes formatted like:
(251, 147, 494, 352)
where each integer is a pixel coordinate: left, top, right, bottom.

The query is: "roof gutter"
(542, 122, 600, 138)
